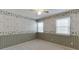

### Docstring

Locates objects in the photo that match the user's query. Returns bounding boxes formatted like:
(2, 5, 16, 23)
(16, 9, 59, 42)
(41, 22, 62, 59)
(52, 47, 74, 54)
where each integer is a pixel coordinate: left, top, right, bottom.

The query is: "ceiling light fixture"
(34, 9, 48, 15)
(37, 11, 43, 15)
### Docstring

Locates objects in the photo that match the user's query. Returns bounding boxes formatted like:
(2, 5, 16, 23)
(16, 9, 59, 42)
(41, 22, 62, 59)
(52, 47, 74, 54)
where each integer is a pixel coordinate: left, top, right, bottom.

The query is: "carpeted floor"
(2, 39, 74, 50)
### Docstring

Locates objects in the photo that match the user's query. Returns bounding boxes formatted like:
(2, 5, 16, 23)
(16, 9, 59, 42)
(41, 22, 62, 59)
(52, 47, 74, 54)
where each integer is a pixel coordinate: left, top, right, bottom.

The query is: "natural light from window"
(37, 22, 43, 32)
(56, 17, 70, 35)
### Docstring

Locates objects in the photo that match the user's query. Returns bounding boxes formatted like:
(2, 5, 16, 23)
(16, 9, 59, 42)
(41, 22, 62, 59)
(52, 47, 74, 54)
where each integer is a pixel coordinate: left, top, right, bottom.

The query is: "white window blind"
(38, 22, 43, 32)
(56, 17, 70, 35)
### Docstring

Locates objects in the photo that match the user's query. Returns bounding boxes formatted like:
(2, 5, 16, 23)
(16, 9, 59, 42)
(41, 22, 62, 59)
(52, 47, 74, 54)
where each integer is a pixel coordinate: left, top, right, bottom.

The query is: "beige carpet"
(2, 39, 74, 50)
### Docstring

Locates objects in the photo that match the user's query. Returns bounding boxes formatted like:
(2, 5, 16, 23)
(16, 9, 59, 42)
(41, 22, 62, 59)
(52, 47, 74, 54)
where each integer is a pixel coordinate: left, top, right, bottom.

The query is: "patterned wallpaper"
(0, 10, 37, 35)
(43, 10, 79, 36)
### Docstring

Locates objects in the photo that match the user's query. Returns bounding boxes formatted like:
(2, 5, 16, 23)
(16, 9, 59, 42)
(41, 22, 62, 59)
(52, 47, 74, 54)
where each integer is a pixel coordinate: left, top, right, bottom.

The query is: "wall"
(0, 10, 37, 49)
(37, 10, 79, 49)
(43, 13, 79, 35)
(70, 13, 79, 35)
(0, 14, 37, 35)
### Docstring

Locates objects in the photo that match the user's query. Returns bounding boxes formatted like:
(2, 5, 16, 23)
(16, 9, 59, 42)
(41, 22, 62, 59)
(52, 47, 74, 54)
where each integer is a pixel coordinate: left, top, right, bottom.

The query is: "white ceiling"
(3, 9, 70, 20)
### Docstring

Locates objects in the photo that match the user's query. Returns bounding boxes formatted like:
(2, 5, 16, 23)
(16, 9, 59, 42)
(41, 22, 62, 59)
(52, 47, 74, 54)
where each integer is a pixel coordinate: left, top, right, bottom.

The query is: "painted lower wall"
(0, 10, 37, 49)
(37, 10, 79, 49)
(37, 33, 79, 49)
(0, 33, 36, 49)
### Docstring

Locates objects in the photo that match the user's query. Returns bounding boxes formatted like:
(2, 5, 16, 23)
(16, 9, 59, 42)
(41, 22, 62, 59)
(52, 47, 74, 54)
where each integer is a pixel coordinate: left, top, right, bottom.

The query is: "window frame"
(56, 17, 70, 35)
(37, 21, 44, 32)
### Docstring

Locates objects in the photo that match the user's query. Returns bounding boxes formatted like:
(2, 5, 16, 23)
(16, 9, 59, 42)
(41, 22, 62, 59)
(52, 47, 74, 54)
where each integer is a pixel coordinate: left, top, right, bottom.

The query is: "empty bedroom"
(0, 9, 78, 50)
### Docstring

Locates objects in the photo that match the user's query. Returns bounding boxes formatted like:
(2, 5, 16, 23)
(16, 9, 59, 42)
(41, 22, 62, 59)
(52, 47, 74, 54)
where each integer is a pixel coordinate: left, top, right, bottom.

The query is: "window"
(56, 17, 70, 35)
(37, 22, 43, 32)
